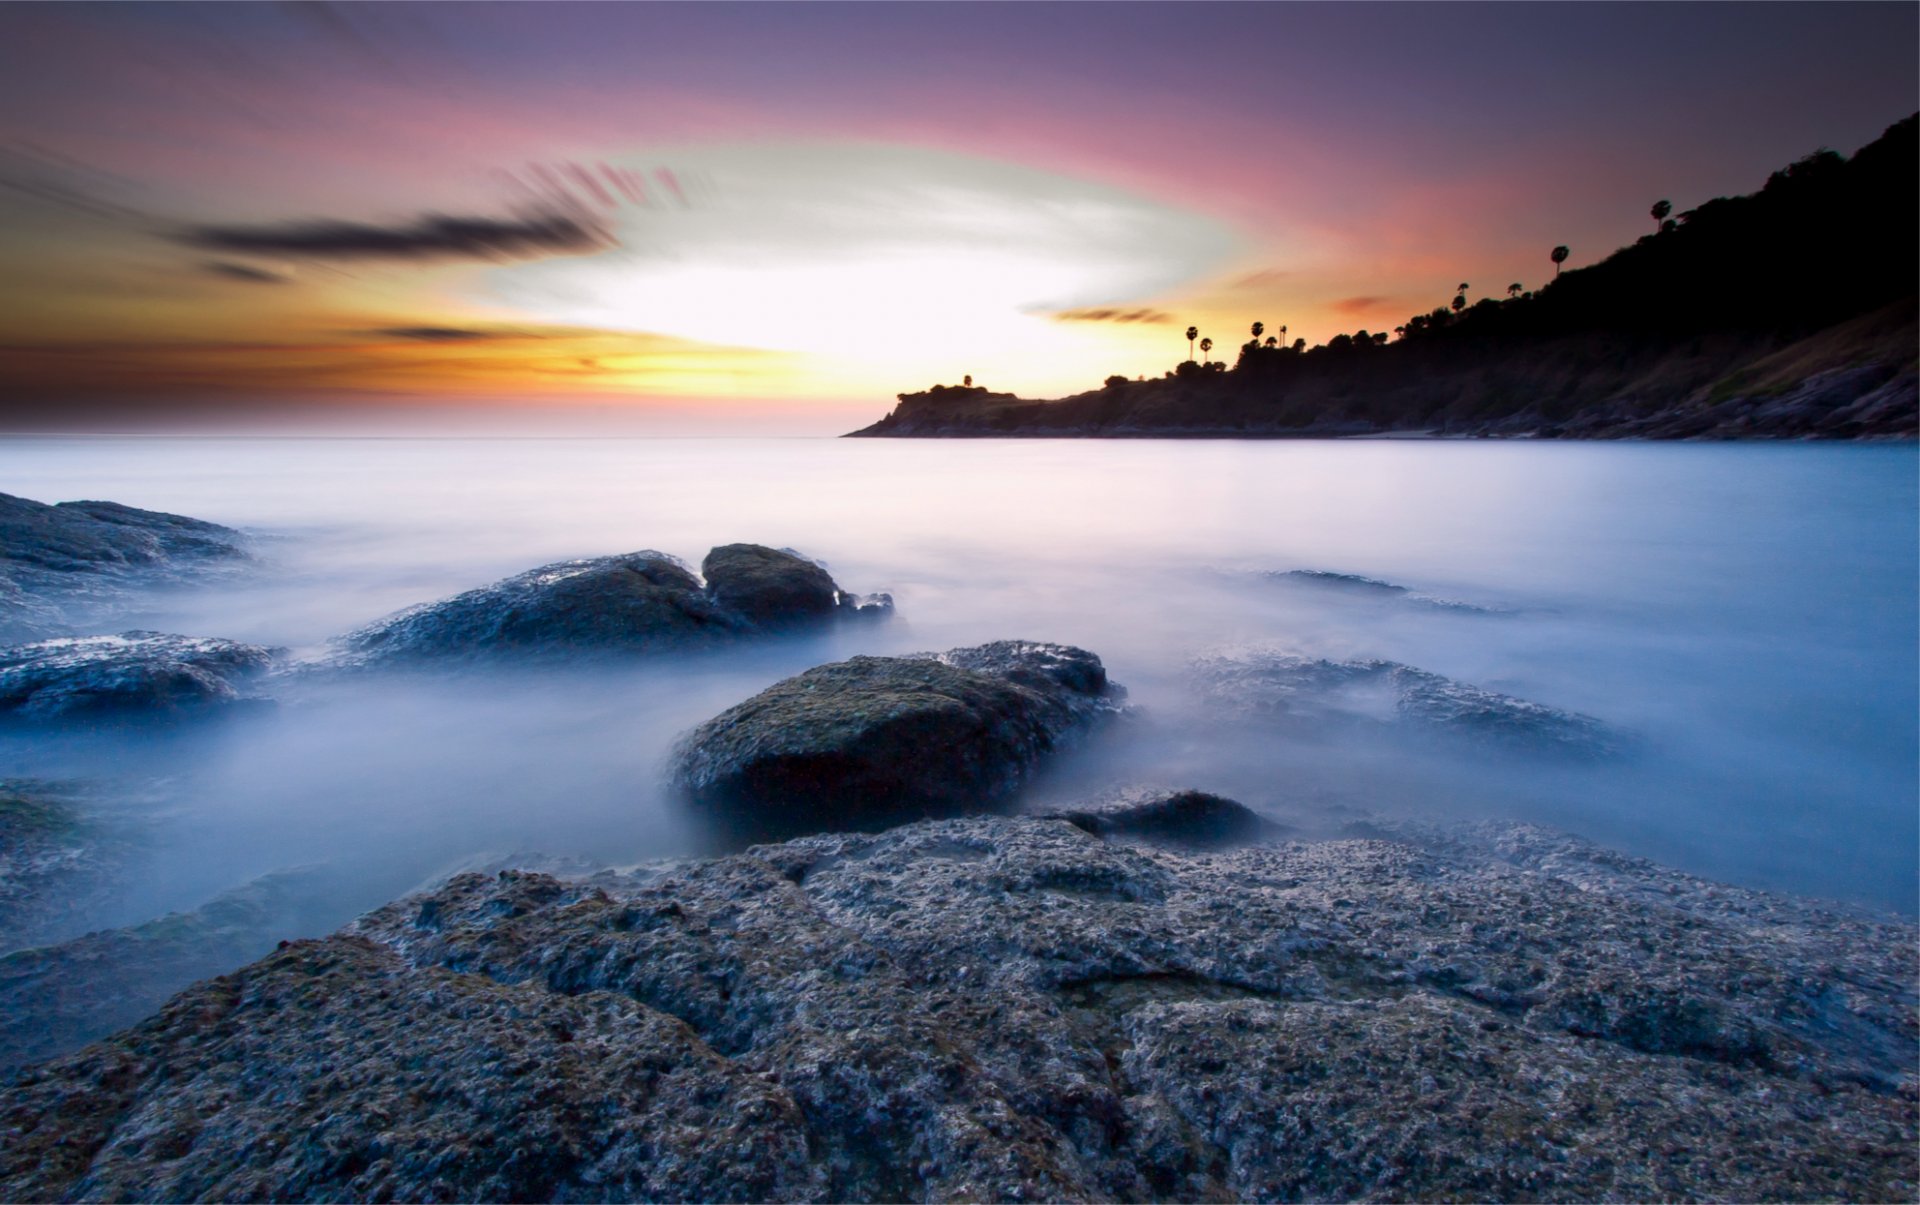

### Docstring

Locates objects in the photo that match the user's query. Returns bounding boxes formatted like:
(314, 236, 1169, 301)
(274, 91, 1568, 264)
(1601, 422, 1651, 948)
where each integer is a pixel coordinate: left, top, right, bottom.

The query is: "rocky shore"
(0, 495, 1913, 1202)
(1, 806, 1913, 1202)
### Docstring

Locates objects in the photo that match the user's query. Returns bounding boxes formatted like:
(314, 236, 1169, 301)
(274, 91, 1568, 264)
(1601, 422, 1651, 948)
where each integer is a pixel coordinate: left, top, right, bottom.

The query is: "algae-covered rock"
(1, 816, 1911, 1202)
(670, 640, 1122, 839)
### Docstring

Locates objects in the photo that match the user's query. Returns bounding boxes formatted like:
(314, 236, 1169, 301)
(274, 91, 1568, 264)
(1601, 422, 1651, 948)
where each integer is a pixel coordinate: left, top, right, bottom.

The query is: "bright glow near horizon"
(489, 144, 1242, 386)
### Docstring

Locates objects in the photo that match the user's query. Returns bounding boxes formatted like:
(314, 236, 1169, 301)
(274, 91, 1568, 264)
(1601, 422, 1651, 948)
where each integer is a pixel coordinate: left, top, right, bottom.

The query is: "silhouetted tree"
(1660, 219, 1677, 234)
(1199, 336, 1213, 364)
(1279, 325, 1288, 342)
(1185, 325, 1198, 362)
(1291, 337, 1305, 352)
(963, 374, 972, 387)
(1251, 321, 1264, 342)
(1264, 335, 1277, 347)
(1651, 199, 1672, 229)
(1457, 282, 1470, 295)
(1451, 293, 1466, 313)
(1551, 245, 1569, 276)
(1507, 283, 1522, 298)
(1103, 374, 1128, 389)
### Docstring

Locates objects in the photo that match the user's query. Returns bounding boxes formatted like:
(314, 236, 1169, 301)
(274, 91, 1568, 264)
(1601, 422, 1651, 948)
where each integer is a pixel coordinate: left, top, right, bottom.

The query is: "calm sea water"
(1, 436, 1914, 930)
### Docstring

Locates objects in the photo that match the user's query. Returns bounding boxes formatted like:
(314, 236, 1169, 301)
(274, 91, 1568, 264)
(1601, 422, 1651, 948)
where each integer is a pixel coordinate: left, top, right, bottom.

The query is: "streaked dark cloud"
(1330, 295, 1394, 317)
(1053, 307, 1170, 324)
(176, 209, 612, 262)
(201, 260, 290, 284)
(364, 326, 498, 342)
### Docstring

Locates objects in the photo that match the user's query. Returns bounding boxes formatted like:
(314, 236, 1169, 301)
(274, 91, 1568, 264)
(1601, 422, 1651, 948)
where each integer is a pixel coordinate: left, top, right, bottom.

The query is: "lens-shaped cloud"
(488, 143, 1241, 363)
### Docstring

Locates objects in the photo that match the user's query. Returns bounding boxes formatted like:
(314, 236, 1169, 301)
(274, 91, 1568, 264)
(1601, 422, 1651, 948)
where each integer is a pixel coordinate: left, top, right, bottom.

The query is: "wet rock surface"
(2, 814, 1911, 1202)
(0, 633, 278, 721)
(334, 544, 888, 666)
(1192, 648, 1617, 756)
(0, 493, 250, 644)
(670, 641, 1122, 840)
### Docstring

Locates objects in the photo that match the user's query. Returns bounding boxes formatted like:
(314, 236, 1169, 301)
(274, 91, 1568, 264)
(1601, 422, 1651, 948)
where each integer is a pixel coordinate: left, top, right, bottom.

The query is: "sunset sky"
(1, 1, 1914, 432)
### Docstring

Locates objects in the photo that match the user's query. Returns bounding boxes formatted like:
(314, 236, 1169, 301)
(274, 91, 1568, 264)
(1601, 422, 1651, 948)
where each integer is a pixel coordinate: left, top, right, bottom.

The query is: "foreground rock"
(0, 493, 249, 644)
(1193, 648, 1616, 757)
(2, 815, 1912, 1201)
(335, 545, 889, 666)
(671, 641, 1122, 840)
(0, 632, 277, 721)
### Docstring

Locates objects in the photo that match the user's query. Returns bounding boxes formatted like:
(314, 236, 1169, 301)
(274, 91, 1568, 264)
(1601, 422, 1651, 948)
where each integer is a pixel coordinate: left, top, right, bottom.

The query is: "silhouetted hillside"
(853, 115, 1917, 440)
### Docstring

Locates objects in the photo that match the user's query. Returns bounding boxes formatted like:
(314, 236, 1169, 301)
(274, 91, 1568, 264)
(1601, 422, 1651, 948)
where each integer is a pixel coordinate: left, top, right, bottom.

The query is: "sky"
(0, 1, 1913, 433)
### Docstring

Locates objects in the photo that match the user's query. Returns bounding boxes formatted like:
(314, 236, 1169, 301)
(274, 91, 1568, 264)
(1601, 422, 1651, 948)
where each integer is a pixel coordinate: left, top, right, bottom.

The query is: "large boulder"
(671, 641, 1122, 840)
(0, 493, 249, 643)
(0, 632, 277, 721)
(335, 545, 889, 666)
(1192, 649, 1617, 757)
(1, 817, 1911, 1202)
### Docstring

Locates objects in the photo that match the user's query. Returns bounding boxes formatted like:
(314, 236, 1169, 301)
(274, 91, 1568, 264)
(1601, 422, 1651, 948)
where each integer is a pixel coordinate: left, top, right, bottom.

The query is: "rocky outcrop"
(0, 493, 249, 643)
(1192, 649, 1617, 757)
(334, 545, 889, 667)
(671, 641, 1123, 841)
(1265, 569, 1504, 614)
(0, 632, 277, 721)
(0, 780, 150, 954)
(2, 815, 1912, 1202)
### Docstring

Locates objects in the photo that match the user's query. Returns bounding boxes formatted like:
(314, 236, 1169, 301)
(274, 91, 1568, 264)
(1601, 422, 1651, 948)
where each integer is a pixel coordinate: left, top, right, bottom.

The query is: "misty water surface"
(1, 436, 1913, 935)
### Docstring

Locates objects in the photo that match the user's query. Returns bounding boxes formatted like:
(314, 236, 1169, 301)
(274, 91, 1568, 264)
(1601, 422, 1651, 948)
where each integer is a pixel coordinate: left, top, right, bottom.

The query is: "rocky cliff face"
(3, 813, 1912, 1202)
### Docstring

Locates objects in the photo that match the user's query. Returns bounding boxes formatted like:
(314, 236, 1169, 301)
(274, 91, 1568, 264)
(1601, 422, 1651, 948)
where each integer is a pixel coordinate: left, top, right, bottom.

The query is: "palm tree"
(1185, 325, 1198, 362)
(1450, 293, 1466, 314)
(1278, 325, 1287, 342)
(1650, 199, 1671, 229)
(1456, 282, 1470, 295)
(1507, 283, 1522, 299)
(963, 375, 972, 387)
(1250, 321, 1264, 344)
(1199, 337, 1213, 364)
(1551, 245, 1569, 276)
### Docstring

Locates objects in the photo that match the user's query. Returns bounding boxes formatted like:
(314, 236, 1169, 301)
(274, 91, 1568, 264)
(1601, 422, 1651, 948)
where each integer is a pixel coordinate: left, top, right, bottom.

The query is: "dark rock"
(0, 632, 277, 721)
(702, 543, 886, 628)
(1192, 649, 1616, 756)
(0, 493, 249, 643)
(1042, 788, 1276, 850)
(671, 641, 1122, 840)
(3, 817, 1912, 1202)
(335, 545, 888, 666)
(1265, 569, 1503, 613)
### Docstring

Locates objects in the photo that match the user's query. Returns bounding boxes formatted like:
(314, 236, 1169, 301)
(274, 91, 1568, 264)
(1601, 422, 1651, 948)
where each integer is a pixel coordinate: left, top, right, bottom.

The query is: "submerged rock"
(1040, 788, 1277, 850)
(671, 641, 1122, 840)
(0, 780, 150, 954)
(1192, 649, 1616, 756)
(2, 816, 1911, 1202)
(0, 493, 249, 643)
(0, 632, 277, 721)
(0, 865, 362, 1071)
(1265, 569, 1503, 613)
(335, 545, 889, 666)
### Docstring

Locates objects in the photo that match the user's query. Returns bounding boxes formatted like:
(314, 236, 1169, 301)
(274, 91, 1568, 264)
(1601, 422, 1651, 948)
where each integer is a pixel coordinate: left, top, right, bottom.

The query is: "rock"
(1265, 569, 1503, 614)
(701, 544, 887, 628)
(1191, 649, 1616, 756)
(0, 865, 362, 1071)
(671, 641, 1123, 840)
(1040, 788, 1276, 850)
(0, 632, 278, 721)
(2, 816, 1911, 1202)
(0, 493, 249, 643)
(335, 545, 889, 666)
